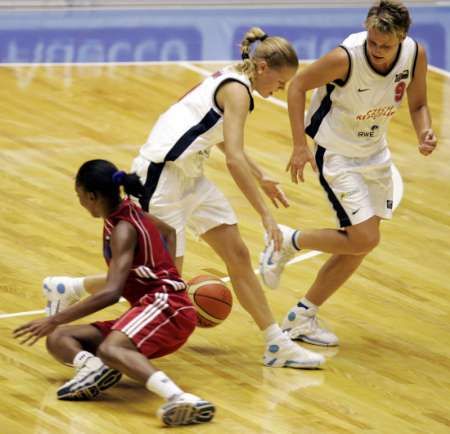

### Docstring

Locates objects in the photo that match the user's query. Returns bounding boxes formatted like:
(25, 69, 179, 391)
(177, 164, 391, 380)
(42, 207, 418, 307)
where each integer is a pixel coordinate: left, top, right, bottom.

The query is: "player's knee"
(224, 239, 251, 269)
(46, 327, 67, 353)
(45, 331, 58, 353)
(351, 230, 380, 254)
(96, 341, 113, 362)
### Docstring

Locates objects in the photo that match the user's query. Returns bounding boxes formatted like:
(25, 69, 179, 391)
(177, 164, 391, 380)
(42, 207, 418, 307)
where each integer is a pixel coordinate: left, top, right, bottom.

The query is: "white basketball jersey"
(139, 66, 253, 177)
(305, 31, 418, 158)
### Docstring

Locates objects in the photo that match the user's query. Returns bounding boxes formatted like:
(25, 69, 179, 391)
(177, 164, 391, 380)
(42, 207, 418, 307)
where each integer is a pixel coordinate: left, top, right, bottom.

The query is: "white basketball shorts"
(131, 155, 237, 257)
(315, 145, 395, 228)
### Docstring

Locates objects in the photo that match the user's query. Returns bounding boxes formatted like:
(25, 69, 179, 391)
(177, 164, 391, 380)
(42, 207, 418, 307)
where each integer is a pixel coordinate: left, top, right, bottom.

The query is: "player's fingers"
(420, 144, 434, 154)
(13, 323, 29, 334)
(273, 230, 282, 252)
(18, 333, 34, 345)
(299, 167, 305, 183)
(13, 327, 30, 338)
(277, 188, 290, 208)
(289, 165, 295, 183)
(27, 334, 41, 346)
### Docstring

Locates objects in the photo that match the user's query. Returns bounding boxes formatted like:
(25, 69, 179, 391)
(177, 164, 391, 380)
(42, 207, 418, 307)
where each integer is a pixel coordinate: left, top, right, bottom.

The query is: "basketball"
(187, 275, 233, 328)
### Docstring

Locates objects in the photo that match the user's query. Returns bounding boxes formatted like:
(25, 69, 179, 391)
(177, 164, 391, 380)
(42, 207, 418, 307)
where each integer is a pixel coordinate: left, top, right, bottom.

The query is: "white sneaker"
(259, 224, 298, 289)
(282, 306, 339, 347)
(57, 356, 122, 400)
(42, 276, 80, 316)
(157, 393, 215, 426)
(263, 332, 325, 369)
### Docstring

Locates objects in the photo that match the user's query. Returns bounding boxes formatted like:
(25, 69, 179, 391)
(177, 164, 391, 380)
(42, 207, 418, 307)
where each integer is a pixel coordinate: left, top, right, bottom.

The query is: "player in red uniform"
(13, 159, 215, 427)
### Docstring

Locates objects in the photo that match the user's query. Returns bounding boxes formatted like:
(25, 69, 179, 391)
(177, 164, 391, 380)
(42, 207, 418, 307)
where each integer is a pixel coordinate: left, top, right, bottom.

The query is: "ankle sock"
(297, 297, 319, 311)
(292, 230, 301, 251)
(263, 323, 284, 342)
(146, 371, 183, 401)
(72, 277, 86, 298)
(72, 351, 94, 369)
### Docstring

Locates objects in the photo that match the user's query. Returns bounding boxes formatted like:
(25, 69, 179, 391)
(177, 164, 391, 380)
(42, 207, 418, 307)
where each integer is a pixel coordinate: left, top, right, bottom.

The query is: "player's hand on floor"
(13, 317, 59, 346)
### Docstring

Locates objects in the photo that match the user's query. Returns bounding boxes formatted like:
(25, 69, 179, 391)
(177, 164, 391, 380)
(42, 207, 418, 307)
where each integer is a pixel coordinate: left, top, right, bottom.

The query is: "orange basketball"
(187, 275, 233, 328)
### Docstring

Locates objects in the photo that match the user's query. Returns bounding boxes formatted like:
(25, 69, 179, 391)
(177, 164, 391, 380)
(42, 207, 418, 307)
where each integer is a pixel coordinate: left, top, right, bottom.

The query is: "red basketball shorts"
(92, 292, 197, 359)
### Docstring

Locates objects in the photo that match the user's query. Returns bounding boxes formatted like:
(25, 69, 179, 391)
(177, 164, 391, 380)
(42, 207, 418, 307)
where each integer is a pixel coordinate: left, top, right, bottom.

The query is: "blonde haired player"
(43, 27, 324, 368)
(260, 0, 437, 346)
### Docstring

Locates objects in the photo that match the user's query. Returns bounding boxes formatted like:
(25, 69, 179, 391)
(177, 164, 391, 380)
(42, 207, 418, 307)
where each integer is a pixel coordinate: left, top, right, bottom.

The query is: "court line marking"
(0, 59, 310, 68)
(0, 59, 448, 78)
(0, 250, 322, 320)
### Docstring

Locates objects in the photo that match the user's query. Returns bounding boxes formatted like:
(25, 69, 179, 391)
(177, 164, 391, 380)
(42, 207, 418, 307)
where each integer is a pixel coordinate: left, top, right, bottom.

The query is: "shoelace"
(303, 314, 332, 335)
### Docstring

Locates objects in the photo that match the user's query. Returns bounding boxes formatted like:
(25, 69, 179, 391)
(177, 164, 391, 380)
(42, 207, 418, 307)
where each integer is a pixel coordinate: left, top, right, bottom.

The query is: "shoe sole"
(290, 334, 339, 347)
(161, 401, 215, 426)
(57, 369, 122, 401)
(264, 357, 324, 369)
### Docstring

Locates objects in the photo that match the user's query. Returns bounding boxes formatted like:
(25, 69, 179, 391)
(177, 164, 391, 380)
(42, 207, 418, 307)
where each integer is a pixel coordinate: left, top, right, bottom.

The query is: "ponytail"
(236, 26, 298, 81)
(115, 171, 145, 199)
(76, 159, 144, 206)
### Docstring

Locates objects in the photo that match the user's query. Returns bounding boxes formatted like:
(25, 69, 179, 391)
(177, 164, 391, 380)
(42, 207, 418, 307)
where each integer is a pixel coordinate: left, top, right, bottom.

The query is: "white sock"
(72, 350, 94, 369)
(263, 323, 284, 342)
(145, 371, 183, 401)
(72, 277, 86, 298)
(298, 297, 319, 311)
(292, 230, 301, 251)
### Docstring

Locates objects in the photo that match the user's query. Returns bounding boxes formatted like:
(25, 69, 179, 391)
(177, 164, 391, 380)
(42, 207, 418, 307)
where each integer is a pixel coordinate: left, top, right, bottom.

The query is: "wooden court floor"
(0, 62, 449, 433)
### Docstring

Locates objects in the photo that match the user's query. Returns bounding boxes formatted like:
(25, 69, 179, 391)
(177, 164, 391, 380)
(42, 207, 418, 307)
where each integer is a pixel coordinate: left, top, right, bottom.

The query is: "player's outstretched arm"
(287, 47, 349, 183)
(15, 221, 135, 345)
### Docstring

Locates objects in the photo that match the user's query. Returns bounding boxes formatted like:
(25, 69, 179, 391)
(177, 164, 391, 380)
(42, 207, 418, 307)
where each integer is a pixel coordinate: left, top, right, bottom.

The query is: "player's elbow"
(100, 289, 122, 306)
(288, 76, 307, 97)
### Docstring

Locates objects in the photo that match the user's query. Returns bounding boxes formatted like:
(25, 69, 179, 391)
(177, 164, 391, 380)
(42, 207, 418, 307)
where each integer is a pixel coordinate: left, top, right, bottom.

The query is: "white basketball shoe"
(57, 356, 122, 400)
(42, 276, 81, 316)
(263, 331, 325, 369)
(282, 305, 339, 347)
(259, 224, 298, 289)
(157, 393, 215, 426)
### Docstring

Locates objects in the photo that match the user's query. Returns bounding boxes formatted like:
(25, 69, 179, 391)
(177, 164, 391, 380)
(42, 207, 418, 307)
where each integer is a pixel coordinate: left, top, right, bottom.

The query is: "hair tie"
(260, 34, 269, 41)
(112, 170, 126, 186)
(241, 52, 250, 60)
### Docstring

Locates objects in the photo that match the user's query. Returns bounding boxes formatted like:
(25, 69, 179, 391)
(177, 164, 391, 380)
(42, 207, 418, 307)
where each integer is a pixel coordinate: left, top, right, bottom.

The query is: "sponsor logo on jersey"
(395, 69, 409, 82)
(356, 105, 395, 121)
(394, 81, 406, 102)
(357, 124, 379, 137)
(357, 88, 370, 92)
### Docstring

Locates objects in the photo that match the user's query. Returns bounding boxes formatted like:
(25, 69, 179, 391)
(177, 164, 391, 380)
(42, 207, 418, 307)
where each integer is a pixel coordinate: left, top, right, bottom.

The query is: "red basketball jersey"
(103, 199, 186, 306)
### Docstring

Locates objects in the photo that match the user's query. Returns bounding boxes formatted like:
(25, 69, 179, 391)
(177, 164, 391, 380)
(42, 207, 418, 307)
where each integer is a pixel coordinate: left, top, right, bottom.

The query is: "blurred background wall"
(0, 1, 448, 71)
